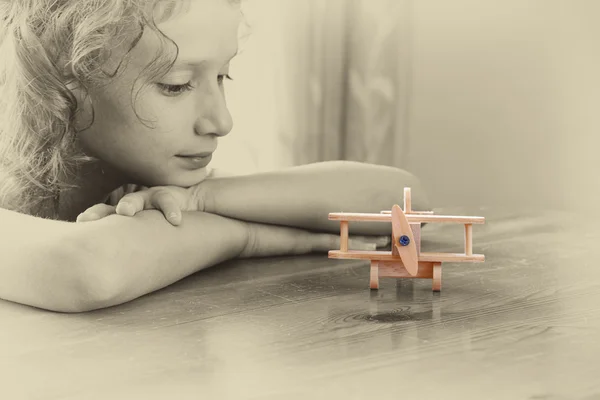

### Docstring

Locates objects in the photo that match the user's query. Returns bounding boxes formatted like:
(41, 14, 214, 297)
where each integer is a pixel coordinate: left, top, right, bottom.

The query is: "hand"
(76, 185, 207, 226)
(239, 222, 391, 258)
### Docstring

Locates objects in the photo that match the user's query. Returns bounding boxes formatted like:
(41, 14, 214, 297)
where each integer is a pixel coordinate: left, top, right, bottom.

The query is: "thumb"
(76, 204, 117, 222)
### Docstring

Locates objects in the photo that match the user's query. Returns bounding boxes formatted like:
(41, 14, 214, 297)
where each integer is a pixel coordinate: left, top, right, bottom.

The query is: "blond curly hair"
(0, 0, 239, 216)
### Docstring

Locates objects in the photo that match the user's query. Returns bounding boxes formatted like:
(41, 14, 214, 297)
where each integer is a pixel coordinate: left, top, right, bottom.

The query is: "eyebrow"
(173, 49, 239, 69)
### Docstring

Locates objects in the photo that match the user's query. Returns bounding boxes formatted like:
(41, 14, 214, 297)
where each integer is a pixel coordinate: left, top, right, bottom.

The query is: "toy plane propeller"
(390, 204, 419, 276)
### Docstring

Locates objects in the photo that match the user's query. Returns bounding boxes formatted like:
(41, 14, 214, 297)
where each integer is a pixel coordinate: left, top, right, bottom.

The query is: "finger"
(116, 192, 148, 217)
(348, 238, 377, 251)
(149, 190, 182, 226)
(76, 204, 116, 222)
(350, 235, 391, 248)
(303, 233, 338, 253)
(350, 235, 392, 247)
(375, 235, 391, 248)
(310, 234, 377, 252)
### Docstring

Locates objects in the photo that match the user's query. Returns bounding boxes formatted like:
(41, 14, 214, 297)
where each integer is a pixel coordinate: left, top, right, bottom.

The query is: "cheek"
(75, 84, 198, 184)
(77, 93, 174, 165)
(143, 91, 196, 131)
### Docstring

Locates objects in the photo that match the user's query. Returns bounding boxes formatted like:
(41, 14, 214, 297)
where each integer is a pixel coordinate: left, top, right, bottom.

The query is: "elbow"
(25, 259, 111, 314)
(71, 256, 125, 313)
(43, 262, 117, 314)
(48, 238, 124, 313)
(66, 279, 115, 313)
(0, 220, 126, 314)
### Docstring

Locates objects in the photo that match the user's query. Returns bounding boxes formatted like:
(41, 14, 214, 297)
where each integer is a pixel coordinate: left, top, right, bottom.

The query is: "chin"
(125, 165, 210, 188)
(161, 168, 210, 188)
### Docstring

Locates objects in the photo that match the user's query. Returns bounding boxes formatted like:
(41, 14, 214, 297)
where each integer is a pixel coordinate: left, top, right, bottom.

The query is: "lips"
(175, 152, 213, 169)
(177, 152, 213, 158)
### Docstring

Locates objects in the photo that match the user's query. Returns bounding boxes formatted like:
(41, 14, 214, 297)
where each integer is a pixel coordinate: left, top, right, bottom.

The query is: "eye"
(156, 82, 194, 96)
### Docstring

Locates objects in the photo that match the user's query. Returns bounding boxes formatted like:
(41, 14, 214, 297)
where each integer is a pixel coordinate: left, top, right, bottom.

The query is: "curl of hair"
(0, 0, 241, 217)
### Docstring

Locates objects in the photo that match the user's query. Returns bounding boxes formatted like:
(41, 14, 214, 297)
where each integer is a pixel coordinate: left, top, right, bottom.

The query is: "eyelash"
(218, 74, 233, 84)
(158, 74, 234, 96)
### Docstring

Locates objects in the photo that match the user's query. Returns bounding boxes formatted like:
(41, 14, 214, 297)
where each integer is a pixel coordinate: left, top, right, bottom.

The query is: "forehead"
(117, 0, 240, 72)
(155, 0, 241, 62)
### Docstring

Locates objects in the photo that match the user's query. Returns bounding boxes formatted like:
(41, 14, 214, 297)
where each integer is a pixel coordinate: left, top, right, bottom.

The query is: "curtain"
(274, 0, 413, 168)
(213, 0, 413, 174)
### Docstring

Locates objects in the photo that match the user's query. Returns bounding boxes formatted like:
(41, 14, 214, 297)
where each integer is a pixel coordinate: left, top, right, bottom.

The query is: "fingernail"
(168, 212, 181, 225)
(76, 212, 97, 222)
(118, 203, 133, 216)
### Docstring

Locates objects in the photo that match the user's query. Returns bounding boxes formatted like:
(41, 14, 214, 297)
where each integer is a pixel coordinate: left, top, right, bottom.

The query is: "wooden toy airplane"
(327, 188, 485, 291)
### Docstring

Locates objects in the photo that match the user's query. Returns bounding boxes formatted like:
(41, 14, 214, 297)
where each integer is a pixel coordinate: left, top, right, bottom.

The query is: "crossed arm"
(0, 161, 429, 312)
(200, 160, 430, 234)
(83, 160, 431, 235)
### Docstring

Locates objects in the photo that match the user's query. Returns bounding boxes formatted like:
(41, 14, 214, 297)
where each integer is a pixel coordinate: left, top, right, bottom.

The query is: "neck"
(57, 160, 129, 222)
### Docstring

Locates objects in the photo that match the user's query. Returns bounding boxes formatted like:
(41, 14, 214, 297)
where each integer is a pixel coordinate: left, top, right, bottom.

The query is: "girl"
(0, 0, 430, 313)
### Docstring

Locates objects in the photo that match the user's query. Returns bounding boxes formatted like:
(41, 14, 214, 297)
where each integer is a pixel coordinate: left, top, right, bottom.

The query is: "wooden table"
(2, 208, 599, 400)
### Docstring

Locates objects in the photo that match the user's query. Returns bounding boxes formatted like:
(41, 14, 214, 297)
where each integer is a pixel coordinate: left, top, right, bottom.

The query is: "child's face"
(75, 0, 241, 187)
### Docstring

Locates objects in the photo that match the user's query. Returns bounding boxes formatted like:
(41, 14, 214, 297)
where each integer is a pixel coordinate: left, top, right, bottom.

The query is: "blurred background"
(211, 0, 599, 214)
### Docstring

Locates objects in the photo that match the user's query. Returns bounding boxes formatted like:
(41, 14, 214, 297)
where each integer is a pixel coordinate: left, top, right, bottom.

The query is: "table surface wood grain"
(1, 207, 599, 400)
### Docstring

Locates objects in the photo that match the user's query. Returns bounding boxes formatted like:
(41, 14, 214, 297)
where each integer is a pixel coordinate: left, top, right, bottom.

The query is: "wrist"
(190, 177, 217, 213)
(238, 221, 255, 258)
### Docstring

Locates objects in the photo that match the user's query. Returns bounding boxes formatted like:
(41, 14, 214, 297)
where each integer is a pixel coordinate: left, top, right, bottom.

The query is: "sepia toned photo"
(1, 0, 598, 399)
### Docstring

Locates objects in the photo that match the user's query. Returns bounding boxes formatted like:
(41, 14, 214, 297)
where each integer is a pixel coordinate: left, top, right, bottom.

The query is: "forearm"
(0, 208, 91, 313)
(203, 161, 430, 235)
(0, 204, 383, 313)
(72, 209, 364, 311)
(71, 210, 249, 310)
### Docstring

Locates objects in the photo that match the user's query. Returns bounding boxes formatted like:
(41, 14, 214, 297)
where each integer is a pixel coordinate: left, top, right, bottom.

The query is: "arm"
(74, 210, 387, 310)
(0, 207, 248, 313)
(0, 207, 91, 312)
(1, 206, 382, 312)
(201, 160, 431, 235)
(69, 210, 250, 310)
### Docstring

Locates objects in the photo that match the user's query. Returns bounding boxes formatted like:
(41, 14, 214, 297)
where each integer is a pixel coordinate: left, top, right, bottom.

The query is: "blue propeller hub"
(399, 235, 410, 246)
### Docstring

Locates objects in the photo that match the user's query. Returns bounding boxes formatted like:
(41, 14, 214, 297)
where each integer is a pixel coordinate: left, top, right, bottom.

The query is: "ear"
(62, 72, 95, 130)
(61, 61, 83, 94)
(58, 53, 88, 97)
(56, 50, 103, 131)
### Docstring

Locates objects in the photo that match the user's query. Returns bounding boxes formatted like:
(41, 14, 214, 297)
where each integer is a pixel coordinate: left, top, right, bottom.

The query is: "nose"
(193, 83, 233, 137)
